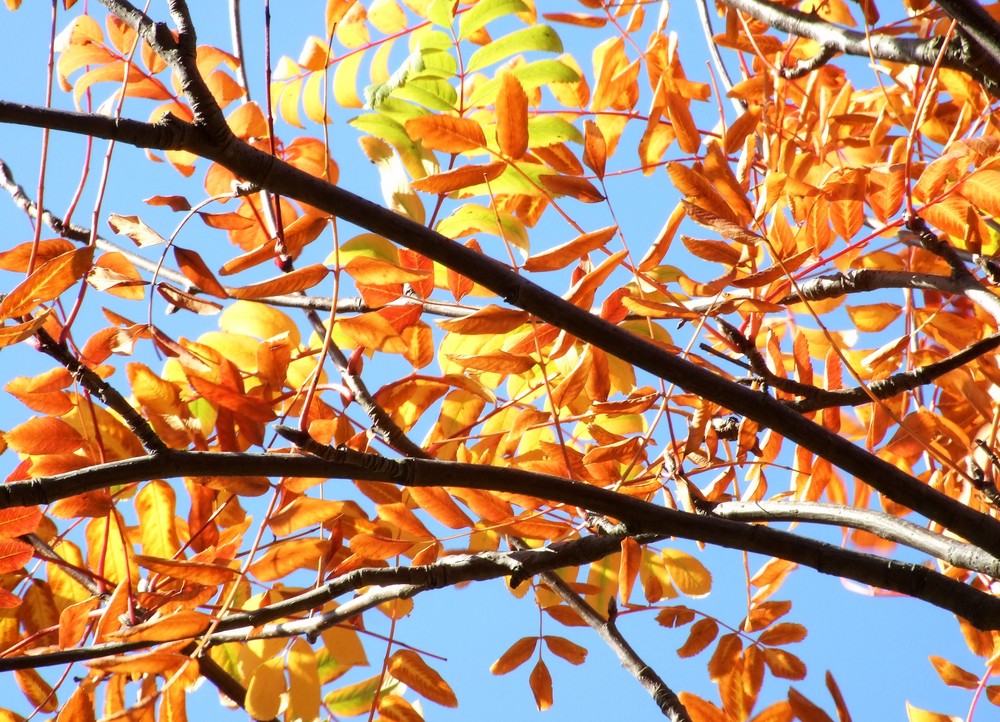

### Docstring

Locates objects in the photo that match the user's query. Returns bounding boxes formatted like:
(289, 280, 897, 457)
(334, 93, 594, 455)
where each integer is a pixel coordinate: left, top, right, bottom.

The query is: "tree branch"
(2, 447, 1000, 629)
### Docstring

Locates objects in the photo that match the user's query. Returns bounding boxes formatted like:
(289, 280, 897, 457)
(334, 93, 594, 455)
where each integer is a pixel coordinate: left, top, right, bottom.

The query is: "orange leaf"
(4, 416, 84, 455)
(438, 305, 529, 334)
(524, 225, 617, 272)
(348, 532, 414, 560)
(788, 689, 834, 722)
(668, 162, 740, 224)
(582, 119, 607, 179)
(173, 247, 228, 299)
(539, 174, 605, 203)
(656, 605, 696, 628)
(405, 115, 486, 153)
(496, 73, 529, 159)
(188, 374, 276, 422)
(228, 263, 329, 299)
(543, 635, 587, 665)
(388, 650, 458, 707)
(0, 506, 41, 538)
(490, 637, 537, 675)
(742, 600, 792, 632)
(447, 350, 537, 374)
(248, 538, 330, 581)
(344, 256, 432, 285)
(56, 680, 95, 722)
(156, 283, 224, 314)
(758, 622, 807, 646)
(565, 249, 628, 308)
(134, 554, 239, 585)
(378, 694, 424, 722)
(764, 648, 807, 679)
(962, 169, 1000, 218)
(677, 617, 718, 657)
(59, 597, 101, 649)
(14, 668, 57, 712)
(0, 239, 75, 272)
(0, 311, 53, 350)
(411, 162, 507, 194)
(528, 659, 553, 711)
(406, 486, 474, 529)
(929, 655, 980, 689)
(0, 246, 94, 319)
(707, 632, 742, 681)
(0, 538, 32, 575)
(111, 610, 213, 643)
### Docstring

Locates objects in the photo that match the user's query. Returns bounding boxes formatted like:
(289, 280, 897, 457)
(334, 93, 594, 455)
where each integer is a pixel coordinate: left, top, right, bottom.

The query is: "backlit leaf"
(404, 115, 486, 153)
(388, 650, 458, 707)
(0, 246, 94, 319)
(528, 659, 553, 711)
(466, 25, 563, 73)
(490, 636, 537, 675)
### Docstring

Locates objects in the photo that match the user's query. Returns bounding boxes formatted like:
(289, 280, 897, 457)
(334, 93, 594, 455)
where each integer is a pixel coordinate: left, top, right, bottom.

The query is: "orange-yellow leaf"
(134, 554, 239, 585)
(0, 239, 75, 272)
(246, 658, 287, 721)
(565, 249, 627, 308)
(490, 637, 537, 675)
(528, 659, 553, 711)
(59, 597, 100, 649)
(539, 174, 605, 203)
(173, 247, 228, 299)
(287, 638, 322, 722)
(188, 375, 276, 423)
(378, 694, 424, 722)
(156, 283, 224, 314)
(4, 416, 84, 455)
(764, 648, 807, 679)
(962, 169, 1000, 219)
(248, 538, 330, 581)
(405, 115, 486, 153)
(411, 162, 507, 194)
(135, 480, 181, 559)
(406, 486, 474, 529)
(0, 311, 53, 349)
(344, 256, 432, 285)
(228, 264, 329, 299)
(496, 73, 529, 159)
(656, 605, 696, 628)
(438, 305, 530, 335)
(667, 162, 740, 224)
(661, 548, 712, 597)
(14, 668, 57, 712)
(348, 532, 413, 560)
(524, 225, 617, 272)
(0, 246, 94, 319)
(904, 702, 961, 722)
(929, 655, 979, 689)
(56, 681, 95, 722)
(708, 632, 741, 681)
(582, 119, 607, 179)
(447, 350, 537, 374)
(111, 610, 212, 643)
(388, 650, 457, 707)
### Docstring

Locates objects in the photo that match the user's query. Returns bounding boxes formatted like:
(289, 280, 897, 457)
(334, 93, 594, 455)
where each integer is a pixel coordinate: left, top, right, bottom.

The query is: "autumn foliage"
(3, 0, 1000, 720)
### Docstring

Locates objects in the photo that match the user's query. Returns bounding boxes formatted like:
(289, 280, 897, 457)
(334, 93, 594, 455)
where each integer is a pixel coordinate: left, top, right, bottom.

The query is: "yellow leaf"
(528, 659, 553, 711)
(904, 703, 961, 722)
(661, 548, 712, 597)
(388, 650, 458, 707)
(321, 624, 369, 667)
(0, 246, 94, 320)
(246, 657, 287, 721)
(135, 480, 181, 558)
(288, 638, 321, 722)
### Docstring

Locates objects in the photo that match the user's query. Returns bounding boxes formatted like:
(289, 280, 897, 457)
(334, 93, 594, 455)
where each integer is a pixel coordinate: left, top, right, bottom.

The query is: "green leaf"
(324, 674, 400, 716)
(466, 25, 563, 73)
(394, 79, 459, 112)
(528, 116, 583, 147)
(458, 0, 529, 40)
(469, 58, 580, 106)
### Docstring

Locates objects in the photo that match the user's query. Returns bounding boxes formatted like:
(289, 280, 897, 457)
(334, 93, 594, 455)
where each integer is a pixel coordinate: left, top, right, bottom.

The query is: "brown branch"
(715, 319, 1000, 413)
(718, 0, 1000, 94)
(3, 447, 1000, 629)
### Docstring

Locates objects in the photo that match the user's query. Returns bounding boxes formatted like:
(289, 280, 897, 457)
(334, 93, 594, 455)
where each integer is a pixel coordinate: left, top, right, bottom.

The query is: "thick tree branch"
(718, 0, 1000, 93)
(2, 447, 1000, 629)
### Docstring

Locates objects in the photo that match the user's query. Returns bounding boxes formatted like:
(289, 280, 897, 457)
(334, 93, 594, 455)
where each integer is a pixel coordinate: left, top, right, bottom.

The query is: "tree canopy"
(1, 0, 1000, 720)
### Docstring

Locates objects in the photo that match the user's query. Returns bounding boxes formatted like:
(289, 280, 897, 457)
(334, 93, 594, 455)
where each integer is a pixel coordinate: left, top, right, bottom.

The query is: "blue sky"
(0, 1, 992, 720)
